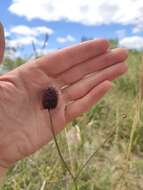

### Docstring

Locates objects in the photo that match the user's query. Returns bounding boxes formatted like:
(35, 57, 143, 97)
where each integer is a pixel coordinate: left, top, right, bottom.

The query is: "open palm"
(0, 39, 128, 167)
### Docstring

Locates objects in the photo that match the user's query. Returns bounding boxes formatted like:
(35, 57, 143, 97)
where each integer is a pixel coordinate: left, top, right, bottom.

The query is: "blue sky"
(0, 0, 143, 58)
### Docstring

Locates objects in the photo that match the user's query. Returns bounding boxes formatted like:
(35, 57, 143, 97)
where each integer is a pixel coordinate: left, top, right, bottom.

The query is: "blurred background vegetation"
(0, 38, 143, 190)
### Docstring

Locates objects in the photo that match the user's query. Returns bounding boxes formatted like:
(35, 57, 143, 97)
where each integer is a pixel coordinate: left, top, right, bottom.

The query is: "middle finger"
(56, 48, 128, 87)
(62, 62, 128, 102)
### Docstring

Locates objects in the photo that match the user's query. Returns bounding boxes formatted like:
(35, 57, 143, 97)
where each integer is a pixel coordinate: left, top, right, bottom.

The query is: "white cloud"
(119, 36, 143, 50)
(9, 0, 143, 27)
(57, 35, 76, 43)
(35, 26, 53, 35)
(132, 24, 143, 34)
(5, 25, 53, 49)
(10, 25, 36, 36)
(6, 36, 39, 48)
(132, 15, 143, 33)
(116, 29, 126, 39)
(5, 31, 10, 37)
(10, 25, 53, 36)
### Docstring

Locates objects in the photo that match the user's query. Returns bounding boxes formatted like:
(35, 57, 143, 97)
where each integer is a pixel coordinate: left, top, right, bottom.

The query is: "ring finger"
(62, 62, 128, 102)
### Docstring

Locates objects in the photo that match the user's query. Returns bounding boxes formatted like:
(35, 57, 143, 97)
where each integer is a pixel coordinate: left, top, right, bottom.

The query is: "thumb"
(0, 22, 5, 64)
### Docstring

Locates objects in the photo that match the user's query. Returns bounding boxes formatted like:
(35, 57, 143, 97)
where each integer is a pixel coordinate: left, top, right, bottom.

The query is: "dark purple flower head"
(42, 87, 58, 110)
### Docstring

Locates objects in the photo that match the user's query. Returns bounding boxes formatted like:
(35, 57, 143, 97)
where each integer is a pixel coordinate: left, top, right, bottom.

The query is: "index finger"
(36, 39, 109, 76)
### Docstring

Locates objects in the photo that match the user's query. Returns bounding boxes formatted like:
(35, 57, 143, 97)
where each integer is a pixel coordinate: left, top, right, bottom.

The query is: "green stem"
(48, 111, 78, 190)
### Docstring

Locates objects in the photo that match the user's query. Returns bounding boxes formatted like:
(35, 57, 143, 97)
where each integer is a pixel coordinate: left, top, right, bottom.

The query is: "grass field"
(0, 50, 143, 190)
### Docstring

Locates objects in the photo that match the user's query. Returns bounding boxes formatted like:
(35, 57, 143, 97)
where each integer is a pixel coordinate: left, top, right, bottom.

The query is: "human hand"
(0, 39, 128, 169)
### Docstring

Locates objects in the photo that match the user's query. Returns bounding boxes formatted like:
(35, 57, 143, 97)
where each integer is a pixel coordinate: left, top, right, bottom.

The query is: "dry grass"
(1, 50, 143, 190)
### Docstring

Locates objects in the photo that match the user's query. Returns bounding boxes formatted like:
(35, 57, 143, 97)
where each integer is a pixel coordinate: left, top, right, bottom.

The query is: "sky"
(0, 0, 143, 58)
